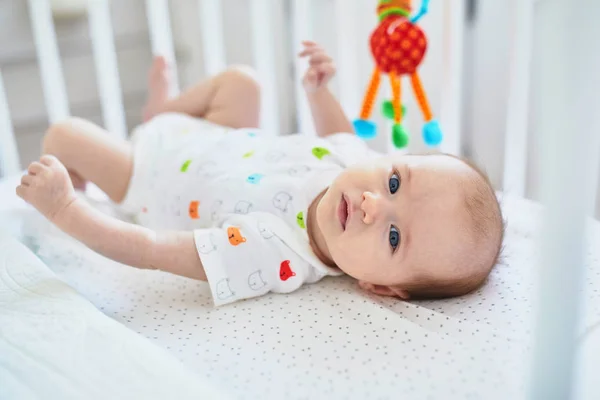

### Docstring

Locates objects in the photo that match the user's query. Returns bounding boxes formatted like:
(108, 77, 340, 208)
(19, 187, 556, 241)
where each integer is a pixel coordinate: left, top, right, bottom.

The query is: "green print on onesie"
(180, 160, 192, 172)
(296, 211, 306, 229)
(312, 147, 330, 160)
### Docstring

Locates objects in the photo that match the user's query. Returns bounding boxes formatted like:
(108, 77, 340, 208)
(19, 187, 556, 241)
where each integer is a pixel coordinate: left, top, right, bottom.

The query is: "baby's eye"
(389, 172, 401, 194)
(389, 225, 401, 251)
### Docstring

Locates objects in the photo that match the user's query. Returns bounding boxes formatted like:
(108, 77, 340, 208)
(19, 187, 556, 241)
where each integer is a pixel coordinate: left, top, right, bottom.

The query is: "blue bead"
(353, 119, 377, 139)
(423, 120, 443, 146)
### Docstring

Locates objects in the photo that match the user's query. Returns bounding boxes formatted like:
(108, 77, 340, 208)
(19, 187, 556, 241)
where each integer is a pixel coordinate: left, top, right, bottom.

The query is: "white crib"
(1, 1, 599, 399)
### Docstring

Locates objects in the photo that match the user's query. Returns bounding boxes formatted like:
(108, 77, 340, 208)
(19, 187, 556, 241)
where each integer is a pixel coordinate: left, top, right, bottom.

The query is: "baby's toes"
(149, 56, 168, 80)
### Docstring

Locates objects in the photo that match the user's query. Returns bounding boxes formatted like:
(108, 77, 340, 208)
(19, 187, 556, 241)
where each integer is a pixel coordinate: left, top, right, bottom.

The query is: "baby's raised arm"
(300, 41, 354, 137)
(16, 155, 206, 281)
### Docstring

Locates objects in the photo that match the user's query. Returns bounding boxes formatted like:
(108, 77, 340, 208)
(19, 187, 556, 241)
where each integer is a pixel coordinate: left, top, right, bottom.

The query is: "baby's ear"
(358, 281, 410, 300)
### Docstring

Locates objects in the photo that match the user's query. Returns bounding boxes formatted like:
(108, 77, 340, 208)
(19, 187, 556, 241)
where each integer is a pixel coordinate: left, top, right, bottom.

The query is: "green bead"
(392, 124, 409, 148)
(381, 100, 407, 120)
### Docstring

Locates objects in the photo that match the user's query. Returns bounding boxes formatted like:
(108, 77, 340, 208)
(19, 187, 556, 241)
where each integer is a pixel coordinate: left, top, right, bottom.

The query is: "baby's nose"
(361, 191, 382, 224)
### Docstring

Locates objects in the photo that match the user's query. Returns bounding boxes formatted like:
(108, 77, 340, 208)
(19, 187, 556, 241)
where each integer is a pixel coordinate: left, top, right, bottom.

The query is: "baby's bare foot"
(143, 56, 170, 122)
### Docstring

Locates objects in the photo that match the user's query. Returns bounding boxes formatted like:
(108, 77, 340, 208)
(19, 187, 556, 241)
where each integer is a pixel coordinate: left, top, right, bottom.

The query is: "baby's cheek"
(331, 237, 376, 279)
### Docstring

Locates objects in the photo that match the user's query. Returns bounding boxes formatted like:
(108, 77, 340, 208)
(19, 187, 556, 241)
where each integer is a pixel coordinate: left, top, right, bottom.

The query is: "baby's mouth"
(338, 194, 349, 230)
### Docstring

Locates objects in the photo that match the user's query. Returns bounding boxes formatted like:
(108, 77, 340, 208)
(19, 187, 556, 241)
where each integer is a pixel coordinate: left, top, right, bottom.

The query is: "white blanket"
(1, 176, 599, 399)
(0, 234, 225, 399)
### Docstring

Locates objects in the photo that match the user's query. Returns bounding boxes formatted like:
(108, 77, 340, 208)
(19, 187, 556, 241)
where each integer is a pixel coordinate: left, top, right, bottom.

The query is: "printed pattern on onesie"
(170, 130, 376, 228)
(146, 127, 355, 233)
(194, 213, 330, 306)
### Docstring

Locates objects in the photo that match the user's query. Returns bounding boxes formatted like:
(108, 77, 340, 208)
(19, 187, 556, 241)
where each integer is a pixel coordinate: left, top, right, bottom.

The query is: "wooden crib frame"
(0, 0, 598, 398)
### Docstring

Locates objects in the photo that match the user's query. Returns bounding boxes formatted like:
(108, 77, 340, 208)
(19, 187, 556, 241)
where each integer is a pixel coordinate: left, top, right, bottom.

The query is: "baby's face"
(315, 154, 475, 297)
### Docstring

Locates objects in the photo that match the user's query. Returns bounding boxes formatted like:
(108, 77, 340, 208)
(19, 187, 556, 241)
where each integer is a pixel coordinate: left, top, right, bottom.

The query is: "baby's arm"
(300, 41, 353, 137)
(16, 155, 206, 281)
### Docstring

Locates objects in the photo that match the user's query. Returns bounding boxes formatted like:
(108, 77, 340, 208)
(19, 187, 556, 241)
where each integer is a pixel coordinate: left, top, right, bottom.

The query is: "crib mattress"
(1, 176, 599, 399)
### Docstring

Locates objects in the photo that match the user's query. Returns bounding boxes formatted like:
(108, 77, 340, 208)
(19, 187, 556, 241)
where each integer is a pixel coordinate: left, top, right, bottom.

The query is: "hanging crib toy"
(353, 0, 442, 148)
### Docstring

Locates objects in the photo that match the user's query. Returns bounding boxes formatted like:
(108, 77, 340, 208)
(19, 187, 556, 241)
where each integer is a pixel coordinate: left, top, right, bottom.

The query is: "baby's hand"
(299, 41, 336, 93)
(16, 155, 77, 222)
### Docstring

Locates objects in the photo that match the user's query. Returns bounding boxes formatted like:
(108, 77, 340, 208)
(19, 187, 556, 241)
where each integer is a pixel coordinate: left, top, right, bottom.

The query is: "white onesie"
(120, 113, 380, 305)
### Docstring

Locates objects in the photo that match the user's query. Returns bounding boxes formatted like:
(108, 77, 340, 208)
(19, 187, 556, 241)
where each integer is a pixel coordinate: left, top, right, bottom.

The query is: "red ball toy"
(371, 16, 427, 75)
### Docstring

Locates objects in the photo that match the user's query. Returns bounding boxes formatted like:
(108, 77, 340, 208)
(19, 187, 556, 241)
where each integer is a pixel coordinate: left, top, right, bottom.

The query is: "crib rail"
(87, 0, 127, 137)
(26, 0, 70, 123)
(529, 1, 600, 397)
(502, 0, 534, 197)
(0, 70, 19, 177)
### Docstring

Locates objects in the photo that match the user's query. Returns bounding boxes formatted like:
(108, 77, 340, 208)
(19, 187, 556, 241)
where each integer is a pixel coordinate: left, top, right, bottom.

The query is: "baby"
(16, 41, 503, 305)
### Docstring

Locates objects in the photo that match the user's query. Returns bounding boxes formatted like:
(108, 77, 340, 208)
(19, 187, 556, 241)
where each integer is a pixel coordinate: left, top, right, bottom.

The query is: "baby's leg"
(143, 57, 261, 129)
(42, 118, 133, 203)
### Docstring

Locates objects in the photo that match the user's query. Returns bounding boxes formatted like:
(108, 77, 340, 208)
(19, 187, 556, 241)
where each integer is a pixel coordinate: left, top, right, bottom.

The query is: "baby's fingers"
(15, 182, 29, 200)
(317, 63, 336, 76)
(16, 185, 24, 198)
(309, 52, 333, 66)
(40, 154, 58, 167)
(305, 69, 318, 84)
(28, 161, 45, 176)
(298, 43, 322, 57)
(20, 174, 34, 187)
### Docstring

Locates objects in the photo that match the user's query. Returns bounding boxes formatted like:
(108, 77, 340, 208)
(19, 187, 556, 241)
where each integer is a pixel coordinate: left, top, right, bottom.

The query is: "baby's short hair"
(401, 155, 505, 299)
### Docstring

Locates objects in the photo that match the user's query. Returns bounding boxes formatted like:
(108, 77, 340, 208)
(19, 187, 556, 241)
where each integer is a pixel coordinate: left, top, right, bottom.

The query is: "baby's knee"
(43, 117, 86, 152)
(220, 65, 261, 97)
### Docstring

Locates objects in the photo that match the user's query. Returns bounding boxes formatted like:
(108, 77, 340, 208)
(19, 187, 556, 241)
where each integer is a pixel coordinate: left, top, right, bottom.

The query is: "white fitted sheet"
(1, 176, 599, 399)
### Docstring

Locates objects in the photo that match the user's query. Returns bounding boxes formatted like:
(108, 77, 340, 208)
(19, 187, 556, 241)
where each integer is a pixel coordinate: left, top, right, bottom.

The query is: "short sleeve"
(193, 213, 327, 306)
(325, 133, 382, 166)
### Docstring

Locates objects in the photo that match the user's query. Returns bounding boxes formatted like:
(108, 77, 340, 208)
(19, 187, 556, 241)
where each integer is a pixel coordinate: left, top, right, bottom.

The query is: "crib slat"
(250, 0, 278, 135)
(502, 0, 534, 196)
(0, 70, 20, 177)
(334, 0, 360, 122)
(198, 0, 226, 77)
(438, 0, 465, 156)
(529, 0, 600, 397)
(87, 0, 127, 138)
(145, 0, 179, 97)
(291, 0, 315, 135)
(27, 0, 70, 123)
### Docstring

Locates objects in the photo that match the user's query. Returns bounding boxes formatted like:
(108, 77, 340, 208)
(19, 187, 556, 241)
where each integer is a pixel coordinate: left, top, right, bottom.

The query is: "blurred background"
(1, 0, 599, 216)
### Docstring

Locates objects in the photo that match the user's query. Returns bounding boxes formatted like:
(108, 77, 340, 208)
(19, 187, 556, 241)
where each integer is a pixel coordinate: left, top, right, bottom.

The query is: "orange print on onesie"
(227, 227, 247, 246)
(189, 201, 200, 219)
